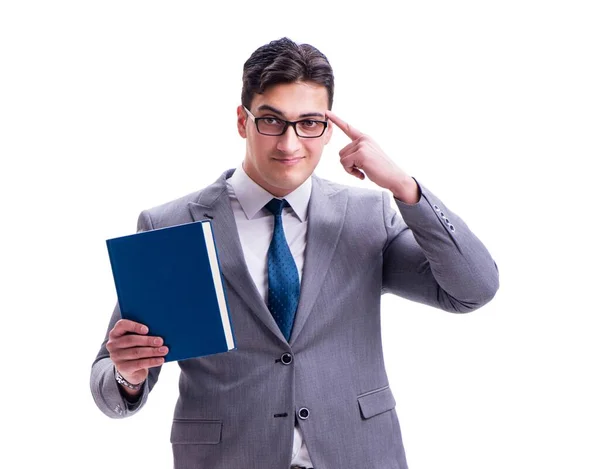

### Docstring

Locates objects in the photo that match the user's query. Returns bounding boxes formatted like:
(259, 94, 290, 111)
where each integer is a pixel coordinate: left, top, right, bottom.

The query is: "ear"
(237, 105, 248, 138)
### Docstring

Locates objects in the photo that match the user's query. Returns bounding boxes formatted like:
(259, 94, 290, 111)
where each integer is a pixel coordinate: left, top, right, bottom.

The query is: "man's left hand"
(326, 111, 420, 204)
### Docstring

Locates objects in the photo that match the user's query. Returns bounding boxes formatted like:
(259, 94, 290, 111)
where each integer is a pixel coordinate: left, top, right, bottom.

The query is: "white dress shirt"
(227, 165, 314, 468)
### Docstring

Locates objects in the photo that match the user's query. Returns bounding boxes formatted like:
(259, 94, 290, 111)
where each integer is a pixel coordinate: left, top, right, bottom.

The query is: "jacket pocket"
(357, 385, 396, 419)
(170, 419, 222, 445)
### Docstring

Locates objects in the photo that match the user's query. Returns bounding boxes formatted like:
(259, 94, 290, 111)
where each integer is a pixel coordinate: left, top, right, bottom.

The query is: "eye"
(262, 117, 284, 126)
(299, 120, 318, 129)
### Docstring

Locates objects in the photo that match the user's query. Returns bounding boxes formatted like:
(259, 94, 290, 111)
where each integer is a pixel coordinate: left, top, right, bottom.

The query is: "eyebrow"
(256, 104, 325, 120)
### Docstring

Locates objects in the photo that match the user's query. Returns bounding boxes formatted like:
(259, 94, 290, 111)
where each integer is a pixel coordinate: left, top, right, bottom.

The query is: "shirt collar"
(228, 165, 311, 221)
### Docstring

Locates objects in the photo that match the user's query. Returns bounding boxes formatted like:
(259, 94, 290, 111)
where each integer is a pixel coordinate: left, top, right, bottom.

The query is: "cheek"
(305, 141, 325, 158)
(248, 135, 269, 157)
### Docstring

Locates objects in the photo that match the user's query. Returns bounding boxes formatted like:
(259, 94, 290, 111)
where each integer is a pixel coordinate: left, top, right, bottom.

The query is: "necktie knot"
(265, 198, 288, 217)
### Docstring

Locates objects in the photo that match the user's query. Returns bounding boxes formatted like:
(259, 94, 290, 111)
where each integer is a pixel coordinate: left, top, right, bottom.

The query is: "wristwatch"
(115, 368, 143, 391)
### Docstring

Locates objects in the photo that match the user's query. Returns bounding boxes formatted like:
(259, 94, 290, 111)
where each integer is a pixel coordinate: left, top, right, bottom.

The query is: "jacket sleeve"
(89, 210, 163, 418)
(382, 180, 499, 313)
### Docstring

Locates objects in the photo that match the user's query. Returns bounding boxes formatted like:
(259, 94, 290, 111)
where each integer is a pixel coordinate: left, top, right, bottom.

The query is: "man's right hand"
(106, 319, 168, 394)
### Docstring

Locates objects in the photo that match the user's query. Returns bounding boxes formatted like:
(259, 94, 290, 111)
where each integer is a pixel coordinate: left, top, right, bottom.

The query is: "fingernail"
(153, 338, 162, 345)
(141, 326, 149, 334)
(159, 347, 168, 353)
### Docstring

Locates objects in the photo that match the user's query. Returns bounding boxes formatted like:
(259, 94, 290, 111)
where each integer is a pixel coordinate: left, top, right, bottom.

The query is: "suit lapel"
(188, 170, 286, 344)
(290, 176, 348, 345)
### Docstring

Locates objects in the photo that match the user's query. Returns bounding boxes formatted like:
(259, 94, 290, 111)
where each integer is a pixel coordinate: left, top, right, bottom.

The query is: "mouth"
(272, 157, 304, 165)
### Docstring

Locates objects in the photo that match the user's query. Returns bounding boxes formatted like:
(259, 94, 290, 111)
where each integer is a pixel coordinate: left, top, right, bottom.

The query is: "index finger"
(110, 319, 149, 338)
(325, 110, 363, 140)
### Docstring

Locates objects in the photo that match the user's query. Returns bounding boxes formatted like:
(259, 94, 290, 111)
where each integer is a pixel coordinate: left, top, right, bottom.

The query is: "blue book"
(106, 220, 236, 362)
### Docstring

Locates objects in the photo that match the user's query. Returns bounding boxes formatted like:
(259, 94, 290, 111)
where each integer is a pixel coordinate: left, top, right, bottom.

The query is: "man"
(91, 37, 499, 469)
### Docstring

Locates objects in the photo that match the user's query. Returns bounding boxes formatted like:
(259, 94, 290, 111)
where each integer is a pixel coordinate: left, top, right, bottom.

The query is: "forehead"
(250, 81, 329, 118)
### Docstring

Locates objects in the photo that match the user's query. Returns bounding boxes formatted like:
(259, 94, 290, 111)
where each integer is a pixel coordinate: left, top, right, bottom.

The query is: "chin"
(264, 172, 307, 195)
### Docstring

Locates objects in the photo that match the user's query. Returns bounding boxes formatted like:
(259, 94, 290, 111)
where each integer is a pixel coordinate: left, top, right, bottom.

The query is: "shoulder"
(313, 174, 388, 208)
(312, 174, 395, 249)
(140, 169, 232, 228)
(142, 189, 203, 223)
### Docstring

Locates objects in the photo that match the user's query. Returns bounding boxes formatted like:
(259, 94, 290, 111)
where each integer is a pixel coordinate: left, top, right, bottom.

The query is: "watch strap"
(115, 368, 143, 391)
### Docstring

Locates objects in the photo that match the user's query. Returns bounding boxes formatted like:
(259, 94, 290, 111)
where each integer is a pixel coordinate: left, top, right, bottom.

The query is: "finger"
(325, 110, 363, 140)
(347, 167, 366, 180)
(339, 139, 361, 159)
(117, 356, 165, 374)
(106, 334, 163, 352)
(340, 153, 366, 180)
(112, 346, 169, 362)
(110, 319, 149, 339)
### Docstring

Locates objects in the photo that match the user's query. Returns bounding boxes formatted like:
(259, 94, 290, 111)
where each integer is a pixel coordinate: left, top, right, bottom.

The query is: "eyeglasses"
(243, 106, 328, 138)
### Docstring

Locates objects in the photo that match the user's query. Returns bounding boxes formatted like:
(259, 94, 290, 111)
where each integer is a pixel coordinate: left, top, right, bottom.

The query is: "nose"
(276, 125, 302, 154)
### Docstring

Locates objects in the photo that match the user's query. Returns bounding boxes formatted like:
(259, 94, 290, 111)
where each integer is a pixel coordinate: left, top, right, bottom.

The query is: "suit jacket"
(91, 169, 499, 469)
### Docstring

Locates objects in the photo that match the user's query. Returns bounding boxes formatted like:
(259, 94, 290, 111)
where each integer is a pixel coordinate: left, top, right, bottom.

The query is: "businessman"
(91, 37, 499, 469)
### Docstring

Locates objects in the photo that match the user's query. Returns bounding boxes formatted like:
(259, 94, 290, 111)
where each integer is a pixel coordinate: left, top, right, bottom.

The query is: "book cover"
(106, 220, 236, 362)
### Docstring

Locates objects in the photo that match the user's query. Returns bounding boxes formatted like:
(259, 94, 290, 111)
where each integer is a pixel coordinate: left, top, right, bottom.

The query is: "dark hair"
(241, 37, 334, 110)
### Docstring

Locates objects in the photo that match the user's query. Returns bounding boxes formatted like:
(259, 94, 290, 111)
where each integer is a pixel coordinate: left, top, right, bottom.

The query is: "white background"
(1, 1, 599, 468)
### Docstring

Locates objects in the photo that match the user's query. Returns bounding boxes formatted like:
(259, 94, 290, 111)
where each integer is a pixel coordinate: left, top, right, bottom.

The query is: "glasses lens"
(296, 120, 326, 137)
(256, 118, 286, 135)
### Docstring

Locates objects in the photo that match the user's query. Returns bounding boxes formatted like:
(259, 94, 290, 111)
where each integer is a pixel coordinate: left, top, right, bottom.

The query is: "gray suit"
(91, 169, 499, 469)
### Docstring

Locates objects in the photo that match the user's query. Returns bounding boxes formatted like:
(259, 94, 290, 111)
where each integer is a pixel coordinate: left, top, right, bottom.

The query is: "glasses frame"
(243, 106, 328, 138)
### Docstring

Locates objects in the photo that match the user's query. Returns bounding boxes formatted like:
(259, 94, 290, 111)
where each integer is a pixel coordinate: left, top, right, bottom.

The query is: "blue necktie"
(265, 198, 300, 341)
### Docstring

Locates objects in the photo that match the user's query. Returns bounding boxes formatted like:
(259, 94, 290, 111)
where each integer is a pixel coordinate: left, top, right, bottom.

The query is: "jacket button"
(281, 353, 293, 365)
(298, 407, 310, 420)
